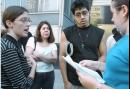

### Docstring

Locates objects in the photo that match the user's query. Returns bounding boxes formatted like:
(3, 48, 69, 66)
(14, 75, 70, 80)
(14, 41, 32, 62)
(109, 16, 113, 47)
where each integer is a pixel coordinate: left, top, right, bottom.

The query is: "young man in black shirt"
(59, 0, 106, 89)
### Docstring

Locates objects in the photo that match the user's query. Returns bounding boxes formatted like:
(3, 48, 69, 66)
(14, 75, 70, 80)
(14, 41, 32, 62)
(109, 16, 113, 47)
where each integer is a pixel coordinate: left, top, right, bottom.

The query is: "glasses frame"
(74, 10, 89, 18)
(14, 17, 32, 23)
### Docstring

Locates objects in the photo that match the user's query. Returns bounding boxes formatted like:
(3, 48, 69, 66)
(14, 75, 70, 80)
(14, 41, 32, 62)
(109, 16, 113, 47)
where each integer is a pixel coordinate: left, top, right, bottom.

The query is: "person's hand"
(77, 71, 99, 89)
(33, 51, 39, 57)
(27, 56, 36, 67)
(64, 81, 72, 89)
(32, 51, 40, 60)
(79, 60, 98, 70)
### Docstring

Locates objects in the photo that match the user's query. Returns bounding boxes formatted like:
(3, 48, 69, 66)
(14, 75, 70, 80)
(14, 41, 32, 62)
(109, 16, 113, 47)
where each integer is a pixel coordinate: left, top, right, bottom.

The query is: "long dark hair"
(35, 21, 55, 43)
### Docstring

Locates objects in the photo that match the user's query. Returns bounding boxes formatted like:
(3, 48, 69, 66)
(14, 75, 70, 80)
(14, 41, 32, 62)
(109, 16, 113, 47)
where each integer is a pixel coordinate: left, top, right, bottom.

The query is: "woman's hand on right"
(79, 60, 98, 70)
(77, 71, 98, 89)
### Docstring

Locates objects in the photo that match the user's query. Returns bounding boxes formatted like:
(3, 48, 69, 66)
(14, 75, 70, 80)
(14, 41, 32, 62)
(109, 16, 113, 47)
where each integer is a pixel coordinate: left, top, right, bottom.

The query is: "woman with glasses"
(77, 0, 129, 89)
(1, 6, 36, 89)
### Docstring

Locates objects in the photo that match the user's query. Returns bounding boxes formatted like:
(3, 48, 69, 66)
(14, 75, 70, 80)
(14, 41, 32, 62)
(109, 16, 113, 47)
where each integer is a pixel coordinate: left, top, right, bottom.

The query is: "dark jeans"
(31, 71, 55, 89)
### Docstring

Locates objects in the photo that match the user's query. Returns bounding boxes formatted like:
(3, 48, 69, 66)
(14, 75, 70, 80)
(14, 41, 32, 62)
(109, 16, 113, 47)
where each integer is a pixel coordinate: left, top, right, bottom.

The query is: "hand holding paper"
(63, 55, 105, 84)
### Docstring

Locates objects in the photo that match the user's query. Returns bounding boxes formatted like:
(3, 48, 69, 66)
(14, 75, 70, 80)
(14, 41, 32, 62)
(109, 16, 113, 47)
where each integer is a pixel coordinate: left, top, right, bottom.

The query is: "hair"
(1, 29, 7, 37)
(112, 0, 129, 16)
(2, 6, 29, 29)
(36, 21, 55, 43)
(71, 0, 90, 15)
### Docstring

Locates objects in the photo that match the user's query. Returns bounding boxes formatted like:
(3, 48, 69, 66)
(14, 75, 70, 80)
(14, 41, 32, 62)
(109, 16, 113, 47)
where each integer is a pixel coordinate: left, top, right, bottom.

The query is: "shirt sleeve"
(26, 37, 35, 50)
(1, 49, 33, 89)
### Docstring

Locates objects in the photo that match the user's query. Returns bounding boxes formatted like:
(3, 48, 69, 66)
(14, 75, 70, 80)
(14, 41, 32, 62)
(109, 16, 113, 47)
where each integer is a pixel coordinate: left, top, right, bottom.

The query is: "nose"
(81, 14, 85, 19)
(26, 21, 31, 27)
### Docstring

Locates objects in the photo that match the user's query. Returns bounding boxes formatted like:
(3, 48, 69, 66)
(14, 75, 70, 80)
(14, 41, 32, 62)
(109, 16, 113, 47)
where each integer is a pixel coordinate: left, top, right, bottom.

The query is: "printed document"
(63, 55, 105, 83)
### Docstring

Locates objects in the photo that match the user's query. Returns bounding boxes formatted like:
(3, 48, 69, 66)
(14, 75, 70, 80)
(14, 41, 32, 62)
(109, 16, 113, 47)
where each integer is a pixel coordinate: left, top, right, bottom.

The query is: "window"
(39, 0, 59, 12)
(24, 0, 38, 13)
(5, 0, 20, 8)
(4, 0, 60, 13)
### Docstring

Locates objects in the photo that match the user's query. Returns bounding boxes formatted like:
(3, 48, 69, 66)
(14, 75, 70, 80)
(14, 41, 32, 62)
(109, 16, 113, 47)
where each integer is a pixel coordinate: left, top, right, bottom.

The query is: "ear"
(73, 15, 76, 24)
(6, 20, 13, 28)
(122, 5, 128, 17)
(72, 15, 75, 20)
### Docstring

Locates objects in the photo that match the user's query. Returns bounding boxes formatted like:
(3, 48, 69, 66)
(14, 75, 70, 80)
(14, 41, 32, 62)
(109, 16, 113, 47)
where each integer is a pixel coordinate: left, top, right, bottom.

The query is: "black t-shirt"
(63, 24, 104, 86)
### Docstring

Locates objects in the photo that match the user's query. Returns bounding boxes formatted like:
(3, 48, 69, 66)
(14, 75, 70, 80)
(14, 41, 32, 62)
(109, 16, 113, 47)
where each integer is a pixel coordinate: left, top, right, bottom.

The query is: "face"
(110, 2, 128, 34)
(74, 8, 90, 28)
(40, 24, 50, 40)
(12, 12, 31, 38)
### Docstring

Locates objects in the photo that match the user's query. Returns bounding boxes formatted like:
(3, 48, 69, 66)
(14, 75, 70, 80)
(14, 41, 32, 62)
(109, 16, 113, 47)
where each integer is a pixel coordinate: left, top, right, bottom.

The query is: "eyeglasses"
(75, 10, 89, 18)
(15, 17, 32, 23)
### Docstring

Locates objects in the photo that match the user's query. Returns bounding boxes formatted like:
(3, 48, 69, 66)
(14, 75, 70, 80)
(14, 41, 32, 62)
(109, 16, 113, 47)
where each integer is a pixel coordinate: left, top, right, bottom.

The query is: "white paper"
(63, 55, 105, 84)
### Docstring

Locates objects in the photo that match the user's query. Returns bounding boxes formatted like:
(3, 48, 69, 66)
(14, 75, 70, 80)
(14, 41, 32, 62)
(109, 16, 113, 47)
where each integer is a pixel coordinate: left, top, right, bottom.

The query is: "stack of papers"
(63, 55, 105, 84)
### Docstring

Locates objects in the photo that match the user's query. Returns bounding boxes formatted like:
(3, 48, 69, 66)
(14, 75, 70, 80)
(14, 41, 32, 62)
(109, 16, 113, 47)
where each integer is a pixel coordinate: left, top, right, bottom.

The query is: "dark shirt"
(1, 35, 33, 89)
(63, 24, 104, 86)
(19, 32, 32, 51)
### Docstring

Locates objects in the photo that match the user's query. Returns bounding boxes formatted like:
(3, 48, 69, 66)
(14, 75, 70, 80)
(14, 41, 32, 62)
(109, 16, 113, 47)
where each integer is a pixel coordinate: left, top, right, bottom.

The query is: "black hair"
(71, 0, 90, 15)
(2, 6, 29, 29)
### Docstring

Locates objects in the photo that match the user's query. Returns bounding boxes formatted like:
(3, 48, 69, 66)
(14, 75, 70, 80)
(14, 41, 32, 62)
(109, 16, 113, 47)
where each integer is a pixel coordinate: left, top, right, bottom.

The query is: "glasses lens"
(15, 17, 32, 23)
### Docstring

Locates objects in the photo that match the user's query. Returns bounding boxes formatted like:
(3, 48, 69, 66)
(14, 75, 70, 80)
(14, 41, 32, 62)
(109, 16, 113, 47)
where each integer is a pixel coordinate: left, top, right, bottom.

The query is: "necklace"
(77, 28, 89, 49)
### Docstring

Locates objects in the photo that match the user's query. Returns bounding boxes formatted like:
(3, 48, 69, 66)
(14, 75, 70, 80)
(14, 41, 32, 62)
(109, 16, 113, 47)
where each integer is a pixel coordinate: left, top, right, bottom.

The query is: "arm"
(25, 37, 38, 60)
(77, 71, 113, 89)
(59, 32, 71, 89)
(25, 46, 38, 60)
(79, 60, 105, 72)
(1, 49, 36, 89)
(26, 46, 57, 64)
(36, 49, 57, 64)
(79, 34, 106, 72)
(99, 34, 107, 62)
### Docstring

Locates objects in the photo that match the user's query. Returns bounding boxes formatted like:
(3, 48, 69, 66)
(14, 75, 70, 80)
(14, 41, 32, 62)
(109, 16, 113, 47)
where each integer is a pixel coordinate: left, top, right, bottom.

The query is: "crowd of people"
(1, 0, 129, 89)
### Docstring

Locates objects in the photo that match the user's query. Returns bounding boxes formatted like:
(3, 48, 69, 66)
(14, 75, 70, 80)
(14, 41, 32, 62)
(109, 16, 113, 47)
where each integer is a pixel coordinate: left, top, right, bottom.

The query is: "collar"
(3, 34, 21, 48)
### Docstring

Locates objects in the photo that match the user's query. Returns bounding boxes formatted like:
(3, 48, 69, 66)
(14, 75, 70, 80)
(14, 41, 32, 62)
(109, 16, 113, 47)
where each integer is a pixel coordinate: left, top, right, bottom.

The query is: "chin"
(23, 34, 28, 37)
(81, 25, 87, 28)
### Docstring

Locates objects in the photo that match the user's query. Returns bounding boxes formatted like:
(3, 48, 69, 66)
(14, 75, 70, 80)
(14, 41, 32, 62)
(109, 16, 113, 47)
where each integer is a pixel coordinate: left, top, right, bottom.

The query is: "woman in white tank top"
(26, 21, 57, 89)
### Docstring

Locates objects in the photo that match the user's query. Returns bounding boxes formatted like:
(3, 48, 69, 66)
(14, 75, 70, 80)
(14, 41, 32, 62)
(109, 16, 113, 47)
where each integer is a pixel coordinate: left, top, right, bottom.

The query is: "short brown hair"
(35, 21, 55, 43)
(2, 6, 28, 29)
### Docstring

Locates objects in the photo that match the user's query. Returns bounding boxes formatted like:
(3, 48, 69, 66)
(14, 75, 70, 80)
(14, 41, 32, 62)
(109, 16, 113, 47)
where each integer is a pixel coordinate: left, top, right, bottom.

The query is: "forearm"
(99, 56, 106, 62)
(97, 61, 105, 72)
(96, 83, 114, 89)
(82, 79, 113, 89)
(28, 65, 36, 79)
(39, 54, 57, 64)
(59, 57, 68, 83)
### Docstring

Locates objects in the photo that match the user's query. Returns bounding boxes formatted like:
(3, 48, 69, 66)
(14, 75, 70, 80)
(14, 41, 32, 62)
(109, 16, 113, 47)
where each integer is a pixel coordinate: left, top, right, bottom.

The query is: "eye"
(82, 11, 88, 15)
(75, 13, 81, 17)
(20, 17, 32, 23)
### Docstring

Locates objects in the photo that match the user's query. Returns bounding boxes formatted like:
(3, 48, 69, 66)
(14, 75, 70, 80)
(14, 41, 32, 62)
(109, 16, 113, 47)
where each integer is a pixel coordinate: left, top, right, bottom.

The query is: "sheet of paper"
(63, 55, 105, 84)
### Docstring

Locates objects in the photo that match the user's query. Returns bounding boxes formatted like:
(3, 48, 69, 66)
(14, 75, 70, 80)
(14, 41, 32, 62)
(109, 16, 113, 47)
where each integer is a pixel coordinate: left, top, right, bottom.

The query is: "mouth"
(44, 34, 49, 36)
(81, 20, 86, 23)
(24, 28, 29, 34)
